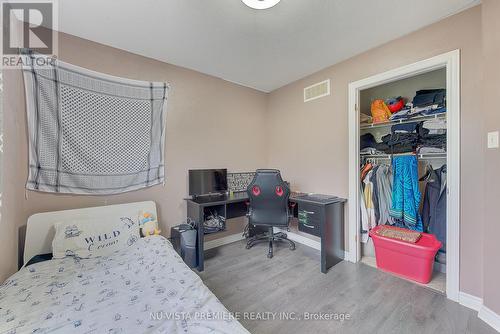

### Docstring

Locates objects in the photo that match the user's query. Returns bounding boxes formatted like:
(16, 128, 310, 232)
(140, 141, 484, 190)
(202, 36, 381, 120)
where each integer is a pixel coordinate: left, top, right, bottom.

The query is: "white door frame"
(347, 50, 460, 302)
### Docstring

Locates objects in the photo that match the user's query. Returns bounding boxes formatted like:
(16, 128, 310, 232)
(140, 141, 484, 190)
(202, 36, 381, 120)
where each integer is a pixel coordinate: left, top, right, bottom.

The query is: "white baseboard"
(459, 291, 500, 332)
(204, 233, 245, 250)
(273, 228, 350, 260)
(459, 291, 483, 312)
(280, 229, 320, 251)
(203, 230, 322, 251)
(478, 305, 500, 332)
(204, 229, 350, 259)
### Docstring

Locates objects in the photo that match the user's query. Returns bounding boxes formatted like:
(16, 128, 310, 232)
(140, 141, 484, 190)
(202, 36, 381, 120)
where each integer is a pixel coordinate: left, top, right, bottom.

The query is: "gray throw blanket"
(22, 54, 169, 194)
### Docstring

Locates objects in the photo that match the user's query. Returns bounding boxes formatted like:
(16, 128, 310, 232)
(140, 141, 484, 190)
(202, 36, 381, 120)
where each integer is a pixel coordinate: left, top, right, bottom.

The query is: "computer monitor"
(189, 169, 228, 196)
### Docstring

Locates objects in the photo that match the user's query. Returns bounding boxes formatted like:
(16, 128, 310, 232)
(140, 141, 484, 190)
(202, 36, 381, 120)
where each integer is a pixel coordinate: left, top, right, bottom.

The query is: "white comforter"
(0, 236, 249, 334)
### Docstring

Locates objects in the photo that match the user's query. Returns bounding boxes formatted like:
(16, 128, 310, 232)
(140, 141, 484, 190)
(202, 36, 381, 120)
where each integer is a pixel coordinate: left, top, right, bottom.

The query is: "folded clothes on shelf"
(392, 122, 420, 134)
(389, 106, 446, 121)
(382, 133, 419, 146)
(417, 146, 446, 154)
(412, 89, 446, 108)
(381, 132, 419, 154)
(423, 118, 447, 134)
(419, 133, 446, 149)
(360, 133, 392, 153)
(361, 109, 447, 155)
(360, 147, 386, 155)
(419, 106, 446, 116)
(413, 104, 440, 114)
(360, 113, 373, 125)
(385, 144, 416, 154)
(360, 133, 378, 150)
(389, 106, 413, 120)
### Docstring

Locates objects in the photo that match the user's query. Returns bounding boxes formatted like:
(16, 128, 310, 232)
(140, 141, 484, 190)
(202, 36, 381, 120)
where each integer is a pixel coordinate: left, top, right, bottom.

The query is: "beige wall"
(267, 7, 484, 297)
(0, 32, 268, 282)
(481, 0, 500, 315)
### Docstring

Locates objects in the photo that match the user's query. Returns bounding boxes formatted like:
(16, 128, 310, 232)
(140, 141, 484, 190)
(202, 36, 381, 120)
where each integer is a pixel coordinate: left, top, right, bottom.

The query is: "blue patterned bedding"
(0, 236, 249, 334)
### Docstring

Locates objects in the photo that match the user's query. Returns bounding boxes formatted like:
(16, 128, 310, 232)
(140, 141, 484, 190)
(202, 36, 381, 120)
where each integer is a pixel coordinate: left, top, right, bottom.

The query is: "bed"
(0, 202, 249, 334)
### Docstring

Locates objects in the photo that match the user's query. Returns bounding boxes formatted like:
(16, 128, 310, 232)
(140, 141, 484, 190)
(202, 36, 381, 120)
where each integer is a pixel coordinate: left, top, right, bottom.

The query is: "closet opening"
(360, 68, 447, 293)
(348, 51, 460, 301)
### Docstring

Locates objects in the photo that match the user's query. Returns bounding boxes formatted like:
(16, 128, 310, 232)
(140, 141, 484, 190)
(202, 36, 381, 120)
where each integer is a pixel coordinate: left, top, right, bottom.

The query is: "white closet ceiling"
(58, 0, 479, 92)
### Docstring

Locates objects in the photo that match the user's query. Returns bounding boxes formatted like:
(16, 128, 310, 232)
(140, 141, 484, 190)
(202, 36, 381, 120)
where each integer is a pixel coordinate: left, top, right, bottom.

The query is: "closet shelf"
(360, 112, 446, 130)
(361, 153, 447, 160)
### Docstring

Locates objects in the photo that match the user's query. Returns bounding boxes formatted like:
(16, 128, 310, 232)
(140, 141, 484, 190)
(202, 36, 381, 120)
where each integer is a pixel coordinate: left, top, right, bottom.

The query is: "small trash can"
(171, 224, 198, 268)
(369, 225, 441, 284)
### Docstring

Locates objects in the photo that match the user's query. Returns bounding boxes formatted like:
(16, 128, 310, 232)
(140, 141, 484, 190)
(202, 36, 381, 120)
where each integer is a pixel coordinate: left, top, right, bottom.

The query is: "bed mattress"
(0, 236, 249, 334)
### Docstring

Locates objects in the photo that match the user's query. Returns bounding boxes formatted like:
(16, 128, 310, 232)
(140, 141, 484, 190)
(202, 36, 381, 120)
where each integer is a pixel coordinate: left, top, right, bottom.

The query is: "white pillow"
(52, 217, 140, 259)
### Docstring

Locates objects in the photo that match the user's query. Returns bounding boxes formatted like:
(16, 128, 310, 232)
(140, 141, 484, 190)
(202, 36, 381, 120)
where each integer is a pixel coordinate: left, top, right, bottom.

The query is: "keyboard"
(192, 194, 228, 204)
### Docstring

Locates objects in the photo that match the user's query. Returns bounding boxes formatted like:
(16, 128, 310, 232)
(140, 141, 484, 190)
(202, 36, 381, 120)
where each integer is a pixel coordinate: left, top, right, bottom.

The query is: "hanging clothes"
(361, 162, 373, 181)
(360, 184, 369, 243)
(375, 164, 394, 226)
(363, 170, 377, 236)
(360, 163, 372, 243)
(422, 165, 447, 262)
(360, 161, 394, 242)
(390, 155, 423, 232)
(370, 166, 381, 224)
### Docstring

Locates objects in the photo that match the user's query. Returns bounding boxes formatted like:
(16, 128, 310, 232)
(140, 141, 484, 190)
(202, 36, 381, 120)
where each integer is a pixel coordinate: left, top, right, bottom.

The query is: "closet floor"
(361, 256, 446, 294)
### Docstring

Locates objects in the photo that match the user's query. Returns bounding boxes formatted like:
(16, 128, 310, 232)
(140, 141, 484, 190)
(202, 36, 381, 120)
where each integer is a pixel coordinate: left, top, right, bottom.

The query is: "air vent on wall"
(304, 79, 330, 102)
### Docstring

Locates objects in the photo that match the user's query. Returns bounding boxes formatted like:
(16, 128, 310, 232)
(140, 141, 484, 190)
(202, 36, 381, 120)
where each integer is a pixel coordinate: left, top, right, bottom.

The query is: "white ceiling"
(58, 0, 479, 92)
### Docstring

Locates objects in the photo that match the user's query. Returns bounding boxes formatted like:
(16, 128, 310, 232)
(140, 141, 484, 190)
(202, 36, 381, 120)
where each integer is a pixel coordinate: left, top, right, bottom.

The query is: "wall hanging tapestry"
(227, 172, 256, 192)
(22, 54, 169, 194)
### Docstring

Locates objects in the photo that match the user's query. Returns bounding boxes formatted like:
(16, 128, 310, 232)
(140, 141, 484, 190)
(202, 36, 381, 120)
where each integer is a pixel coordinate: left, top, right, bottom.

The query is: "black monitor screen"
(189, 169, 228, 196)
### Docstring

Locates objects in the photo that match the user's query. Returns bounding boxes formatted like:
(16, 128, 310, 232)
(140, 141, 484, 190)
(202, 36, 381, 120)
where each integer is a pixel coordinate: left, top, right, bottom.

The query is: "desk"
(185, 193, 346, 273)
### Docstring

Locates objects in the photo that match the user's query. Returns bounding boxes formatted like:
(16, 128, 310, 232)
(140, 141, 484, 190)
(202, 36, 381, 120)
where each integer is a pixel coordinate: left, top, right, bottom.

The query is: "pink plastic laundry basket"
(369, 225, 442, 284)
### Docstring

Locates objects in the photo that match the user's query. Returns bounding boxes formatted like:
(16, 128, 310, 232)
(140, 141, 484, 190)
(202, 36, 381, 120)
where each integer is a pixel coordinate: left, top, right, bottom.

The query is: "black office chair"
(245, 169, 295, 258)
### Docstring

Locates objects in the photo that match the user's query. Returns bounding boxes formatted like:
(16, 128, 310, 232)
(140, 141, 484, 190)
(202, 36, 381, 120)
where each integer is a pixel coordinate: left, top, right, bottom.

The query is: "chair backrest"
(247, 169, 290, 226)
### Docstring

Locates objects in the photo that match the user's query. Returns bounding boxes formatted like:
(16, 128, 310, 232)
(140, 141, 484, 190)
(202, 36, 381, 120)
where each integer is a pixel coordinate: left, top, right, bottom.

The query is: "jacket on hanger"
(370, 166, 380, 224)
(376, 165, 394, 226)
(360, 185, 369, 243)
(362, 170, 377, 242)
(422, 165, 447, 253)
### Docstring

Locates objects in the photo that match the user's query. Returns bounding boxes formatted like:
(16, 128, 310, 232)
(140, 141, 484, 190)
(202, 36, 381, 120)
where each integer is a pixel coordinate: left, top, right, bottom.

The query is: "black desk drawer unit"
(293, 196, 347, 273)
(298, 203, 323, 237)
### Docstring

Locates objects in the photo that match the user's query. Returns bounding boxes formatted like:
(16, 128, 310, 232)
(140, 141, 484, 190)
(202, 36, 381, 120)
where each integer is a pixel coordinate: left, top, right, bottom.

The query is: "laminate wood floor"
(198, 240, 496, 334)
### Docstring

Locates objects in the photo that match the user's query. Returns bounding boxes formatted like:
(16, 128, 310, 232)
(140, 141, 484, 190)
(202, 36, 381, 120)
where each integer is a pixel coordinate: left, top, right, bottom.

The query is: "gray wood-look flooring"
(198, 241, 496, 334)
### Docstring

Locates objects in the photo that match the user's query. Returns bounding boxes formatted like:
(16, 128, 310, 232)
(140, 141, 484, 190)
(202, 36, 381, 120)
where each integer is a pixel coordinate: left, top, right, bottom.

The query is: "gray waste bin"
(180, 229, 197, 268)
(171, 224, 198, 268)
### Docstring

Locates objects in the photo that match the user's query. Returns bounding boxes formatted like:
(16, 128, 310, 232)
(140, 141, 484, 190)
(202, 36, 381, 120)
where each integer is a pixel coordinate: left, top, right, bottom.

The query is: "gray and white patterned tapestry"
(22, 54, 169, 194)
(227, 172, 255, 192)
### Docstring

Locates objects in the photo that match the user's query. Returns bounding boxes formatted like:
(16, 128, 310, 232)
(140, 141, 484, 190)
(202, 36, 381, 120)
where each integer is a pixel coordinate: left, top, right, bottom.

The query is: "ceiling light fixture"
(241, 0, 281, 10)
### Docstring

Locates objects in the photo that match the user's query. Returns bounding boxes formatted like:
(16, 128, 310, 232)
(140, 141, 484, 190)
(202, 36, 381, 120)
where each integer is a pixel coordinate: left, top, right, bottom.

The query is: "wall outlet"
(487, 131, 499, 149)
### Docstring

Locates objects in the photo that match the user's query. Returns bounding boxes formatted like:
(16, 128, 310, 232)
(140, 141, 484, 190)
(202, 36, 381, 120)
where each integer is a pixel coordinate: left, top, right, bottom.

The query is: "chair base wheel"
(245, 227, 295, 259)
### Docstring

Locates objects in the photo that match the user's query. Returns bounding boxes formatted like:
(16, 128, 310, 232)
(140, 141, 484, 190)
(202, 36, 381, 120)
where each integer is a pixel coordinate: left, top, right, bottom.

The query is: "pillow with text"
(52, 217, 140, 259)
